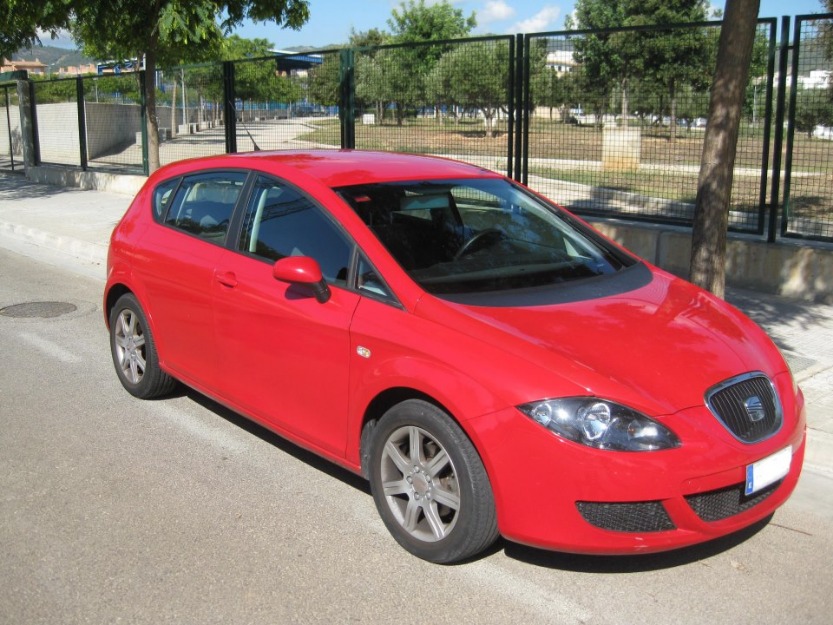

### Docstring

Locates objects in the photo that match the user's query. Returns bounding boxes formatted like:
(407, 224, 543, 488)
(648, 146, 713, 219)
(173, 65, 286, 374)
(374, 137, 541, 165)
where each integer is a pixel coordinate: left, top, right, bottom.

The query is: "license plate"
(745, 447, 792, 496)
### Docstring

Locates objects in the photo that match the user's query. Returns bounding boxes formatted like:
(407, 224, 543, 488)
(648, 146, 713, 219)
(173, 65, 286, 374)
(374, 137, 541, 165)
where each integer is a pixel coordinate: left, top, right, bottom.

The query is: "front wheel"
(368, 400, 498, 563)
(109, 293, 176, 399)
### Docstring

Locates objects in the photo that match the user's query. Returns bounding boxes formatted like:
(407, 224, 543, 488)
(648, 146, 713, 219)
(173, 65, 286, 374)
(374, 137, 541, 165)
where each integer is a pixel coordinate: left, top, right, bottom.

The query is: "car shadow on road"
(500, 516, 772, 572)
(182, 386, 371, 494)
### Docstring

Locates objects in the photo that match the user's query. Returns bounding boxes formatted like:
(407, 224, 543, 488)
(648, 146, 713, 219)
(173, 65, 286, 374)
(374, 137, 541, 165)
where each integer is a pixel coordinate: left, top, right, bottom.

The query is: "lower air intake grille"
(685, 480, 782, 522)
(576, 501, 675, 533)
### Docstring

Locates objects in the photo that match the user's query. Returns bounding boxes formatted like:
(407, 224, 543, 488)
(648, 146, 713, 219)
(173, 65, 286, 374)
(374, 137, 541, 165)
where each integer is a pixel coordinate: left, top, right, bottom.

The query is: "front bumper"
(466, 377, 807, 555)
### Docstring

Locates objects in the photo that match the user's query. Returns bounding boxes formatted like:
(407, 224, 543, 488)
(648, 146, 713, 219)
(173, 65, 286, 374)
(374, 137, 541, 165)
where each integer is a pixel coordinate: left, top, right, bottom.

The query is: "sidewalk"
(2, 171, 832, 477)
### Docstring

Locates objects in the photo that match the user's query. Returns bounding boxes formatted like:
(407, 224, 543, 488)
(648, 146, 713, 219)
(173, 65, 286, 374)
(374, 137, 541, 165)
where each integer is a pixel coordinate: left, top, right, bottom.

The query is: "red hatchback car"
(104, 150, 806, 563)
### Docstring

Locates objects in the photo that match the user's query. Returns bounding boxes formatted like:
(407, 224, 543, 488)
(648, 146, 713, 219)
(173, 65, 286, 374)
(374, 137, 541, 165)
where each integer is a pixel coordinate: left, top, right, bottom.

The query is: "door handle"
(215, 271, 238, 288)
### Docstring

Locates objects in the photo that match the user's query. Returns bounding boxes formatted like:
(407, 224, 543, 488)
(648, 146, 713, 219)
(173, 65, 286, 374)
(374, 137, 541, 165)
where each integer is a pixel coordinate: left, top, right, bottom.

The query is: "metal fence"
(350, 35, 516, 175)
(1, 84, 20, 171)
(7, 13, 833, 243)
(782, 14, 833, 241)
(522, 20, 777, 237)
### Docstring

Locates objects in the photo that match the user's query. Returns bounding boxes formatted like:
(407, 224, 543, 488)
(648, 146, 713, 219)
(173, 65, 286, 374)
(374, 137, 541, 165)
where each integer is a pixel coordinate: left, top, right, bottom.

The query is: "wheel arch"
(358, 387, 492, 483)
(103, 283, 133, 329)
(359, 388, 442, 479)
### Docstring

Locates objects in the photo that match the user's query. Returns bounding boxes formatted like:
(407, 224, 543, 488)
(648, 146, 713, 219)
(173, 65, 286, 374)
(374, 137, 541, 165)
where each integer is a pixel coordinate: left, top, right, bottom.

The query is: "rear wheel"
(368, 399, 498, 563)
(109, 293, 176, 399)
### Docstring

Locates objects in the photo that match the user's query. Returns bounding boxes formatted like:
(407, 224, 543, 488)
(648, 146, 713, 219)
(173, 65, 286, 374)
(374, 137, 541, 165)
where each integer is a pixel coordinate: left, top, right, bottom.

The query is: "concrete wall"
(34, 102, 82, 164)
(590, 218, 833, 303)
(0, 104, 23, 158)
(34, 102, 144, 163)
(84, 102, 141, 159)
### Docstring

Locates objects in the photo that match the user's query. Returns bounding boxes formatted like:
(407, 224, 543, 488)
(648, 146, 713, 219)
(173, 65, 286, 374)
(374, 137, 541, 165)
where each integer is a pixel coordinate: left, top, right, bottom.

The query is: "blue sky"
(36, 0, 830, 50)
(233, 0, 830, 49)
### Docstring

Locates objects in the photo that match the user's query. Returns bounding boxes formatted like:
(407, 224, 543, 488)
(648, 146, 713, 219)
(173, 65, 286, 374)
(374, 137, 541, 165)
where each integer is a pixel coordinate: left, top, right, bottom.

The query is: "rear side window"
(152, 178, 179, 220)
(238, 175, 352, 285)
(163, 172, 248, 242)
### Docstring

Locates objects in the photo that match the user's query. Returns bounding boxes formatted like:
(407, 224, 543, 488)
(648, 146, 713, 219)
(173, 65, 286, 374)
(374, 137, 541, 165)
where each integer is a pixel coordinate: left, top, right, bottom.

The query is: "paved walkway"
(1, 171, 832, 477)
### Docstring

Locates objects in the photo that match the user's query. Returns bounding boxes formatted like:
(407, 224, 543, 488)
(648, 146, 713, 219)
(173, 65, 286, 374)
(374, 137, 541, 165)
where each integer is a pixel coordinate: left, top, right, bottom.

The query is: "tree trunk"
(169, 79, 177, 138)
(143, 42, 161, 173)
(621, 78, 629, 127)
(669, 79, 678, 143)
(689, 0, 760, 298)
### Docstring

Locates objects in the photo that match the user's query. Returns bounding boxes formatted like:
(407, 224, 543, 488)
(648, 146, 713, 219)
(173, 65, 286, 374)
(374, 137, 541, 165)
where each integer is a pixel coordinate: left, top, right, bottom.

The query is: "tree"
(794, 87, 833, 137)
(384, 0, 476, 125)
(70, 1, 310, 172)
(633, 1, 711, 141)
(0, 1, 75, 59)
(689, 0, 760, 297)
(426, 41, 511, 137)
(225, 36, 302, 119)
(569, 0, 712, 133)
(387, 0, 475, 44)
(308, 28, 391, 117)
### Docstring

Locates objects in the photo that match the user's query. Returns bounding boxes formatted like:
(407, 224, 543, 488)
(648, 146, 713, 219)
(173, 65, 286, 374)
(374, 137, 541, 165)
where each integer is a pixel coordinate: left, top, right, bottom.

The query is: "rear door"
(137, 170, 248, 389)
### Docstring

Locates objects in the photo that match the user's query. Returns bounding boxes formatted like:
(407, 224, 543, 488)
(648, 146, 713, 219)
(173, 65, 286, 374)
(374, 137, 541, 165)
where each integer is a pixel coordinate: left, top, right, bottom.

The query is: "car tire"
(368, 399, 499, 563)
(109, 293, 176, 399)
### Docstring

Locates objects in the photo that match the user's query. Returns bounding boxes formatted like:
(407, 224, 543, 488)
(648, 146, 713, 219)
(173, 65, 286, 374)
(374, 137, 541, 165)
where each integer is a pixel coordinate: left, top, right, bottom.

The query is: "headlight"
(518, 398, 680, 451)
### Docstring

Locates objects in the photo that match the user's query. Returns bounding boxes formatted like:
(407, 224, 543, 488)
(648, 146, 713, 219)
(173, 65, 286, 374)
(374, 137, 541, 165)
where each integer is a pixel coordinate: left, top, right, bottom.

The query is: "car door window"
(238, 175, 351, 285)
(164, 172, 247, 242)
(357, 254, 396, 302)
(152, 178, 180, 221)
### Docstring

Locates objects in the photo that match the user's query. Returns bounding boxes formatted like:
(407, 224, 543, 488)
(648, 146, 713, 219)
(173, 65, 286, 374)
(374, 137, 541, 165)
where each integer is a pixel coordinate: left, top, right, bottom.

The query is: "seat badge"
(743, 396, 765, 422)
(356, 346, 372, 359)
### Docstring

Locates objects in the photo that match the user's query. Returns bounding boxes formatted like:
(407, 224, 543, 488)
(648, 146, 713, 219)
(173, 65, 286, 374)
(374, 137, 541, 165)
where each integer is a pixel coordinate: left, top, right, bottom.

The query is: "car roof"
(171, 150, 503, 188)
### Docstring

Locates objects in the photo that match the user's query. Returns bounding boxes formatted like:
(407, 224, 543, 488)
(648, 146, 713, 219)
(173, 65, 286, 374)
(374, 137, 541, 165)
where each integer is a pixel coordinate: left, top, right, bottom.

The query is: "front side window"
(337, 178, 635, 296)
(238, 175, 351, 285)
(163, 171, 247, 242)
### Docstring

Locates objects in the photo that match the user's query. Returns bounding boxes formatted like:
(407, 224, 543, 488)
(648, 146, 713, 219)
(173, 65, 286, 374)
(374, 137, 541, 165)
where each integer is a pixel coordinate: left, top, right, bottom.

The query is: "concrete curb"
(0, 219, 108, 264)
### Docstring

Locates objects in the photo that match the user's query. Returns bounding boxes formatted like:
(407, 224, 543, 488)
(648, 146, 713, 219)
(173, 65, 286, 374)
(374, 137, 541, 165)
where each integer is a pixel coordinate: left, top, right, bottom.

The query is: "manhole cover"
(0, 301, 78, 318)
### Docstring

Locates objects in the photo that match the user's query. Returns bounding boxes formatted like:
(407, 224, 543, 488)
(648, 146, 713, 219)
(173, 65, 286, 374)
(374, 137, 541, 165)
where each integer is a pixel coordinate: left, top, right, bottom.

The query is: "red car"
(104, 150, 806, 563)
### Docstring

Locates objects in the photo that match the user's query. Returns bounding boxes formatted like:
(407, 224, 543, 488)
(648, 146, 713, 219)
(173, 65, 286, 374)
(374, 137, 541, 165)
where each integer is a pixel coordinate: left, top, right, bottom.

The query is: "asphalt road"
(1, 246, 831, 625)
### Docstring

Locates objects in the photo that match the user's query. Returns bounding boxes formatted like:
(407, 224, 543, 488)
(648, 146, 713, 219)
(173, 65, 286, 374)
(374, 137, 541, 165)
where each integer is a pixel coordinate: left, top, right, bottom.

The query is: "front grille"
(576, 501, 675, 533)
(706, 373, 782, 443)
(685, 480, 782, 522)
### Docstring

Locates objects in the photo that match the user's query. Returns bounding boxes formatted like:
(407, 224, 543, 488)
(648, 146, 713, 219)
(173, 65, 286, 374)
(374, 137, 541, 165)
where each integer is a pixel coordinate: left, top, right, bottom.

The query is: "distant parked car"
(104, 150, 806, 563)
(293, 104, 326, 117)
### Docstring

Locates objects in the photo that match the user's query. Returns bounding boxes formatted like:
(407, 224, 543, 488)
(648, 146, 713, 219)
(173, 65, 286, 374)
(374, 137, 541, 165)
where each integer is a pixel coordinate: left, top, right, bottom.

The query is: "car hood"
(419, 269, 786, 416)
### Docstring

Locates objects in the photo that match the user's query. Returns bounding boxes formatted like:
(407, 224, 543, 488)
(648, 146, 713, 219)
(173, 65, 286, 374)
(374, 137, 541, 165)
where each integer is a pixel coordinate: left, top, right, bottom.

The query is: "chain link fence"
(523, 20, 777, 236)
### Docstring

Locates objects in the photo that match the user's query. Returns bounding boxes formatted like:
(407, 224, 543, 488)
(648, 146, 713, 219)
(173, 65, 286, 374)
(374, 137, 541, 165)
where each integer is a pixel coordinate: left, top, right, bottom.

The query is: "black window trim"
(230, 170, 404, 308)
(154, 168, 253, 248)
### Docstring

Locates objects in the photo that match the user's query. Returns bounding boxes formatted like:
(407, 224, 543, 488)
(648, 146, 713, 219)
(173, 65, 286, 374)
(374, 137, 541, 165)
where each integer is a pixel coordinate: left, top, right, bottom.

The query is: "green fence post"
(768, 17, 791, 242)
(339, 48, 355, 149)
(76, 76, 88, 171)
(780, 16, 802, 238)
(223, 61, 237, 154)
(516, 34, 526, 184)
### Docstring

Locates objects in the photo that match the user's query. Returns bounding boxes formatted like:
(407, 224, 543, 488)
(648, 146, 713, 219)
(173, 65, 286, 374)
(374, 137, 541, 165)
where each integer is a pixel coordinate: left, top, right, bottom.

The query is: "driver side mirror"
(273, 256, 331, 303)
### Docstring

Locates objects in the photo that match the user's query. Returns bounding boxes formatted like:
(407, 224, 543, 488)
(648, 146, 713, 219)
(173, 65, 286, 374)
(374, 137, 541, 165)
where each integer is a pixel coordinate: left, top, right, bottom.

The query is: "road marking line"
(150, 401, 251, 453)
(16, 330, 82, 364)
(459, 560, 599, 625)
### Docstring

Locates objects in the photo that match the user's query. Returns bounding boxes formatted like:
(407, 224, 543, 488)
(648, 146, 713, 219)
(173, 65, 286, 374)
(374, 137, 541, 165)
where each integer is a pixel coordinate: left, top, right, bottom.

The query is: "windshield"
(336, 178, 635, 295)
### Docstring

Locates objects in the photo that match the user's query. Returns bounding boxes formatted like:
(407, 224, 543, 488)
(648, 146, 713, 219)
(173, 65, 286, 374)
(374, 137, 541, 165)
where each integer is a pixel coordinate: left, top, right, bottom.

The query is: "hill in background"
(10, 45, 96, 73)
